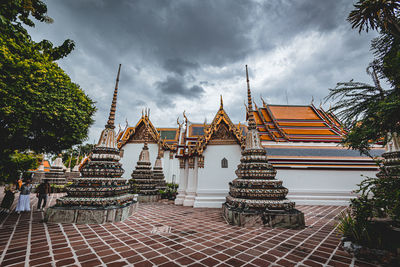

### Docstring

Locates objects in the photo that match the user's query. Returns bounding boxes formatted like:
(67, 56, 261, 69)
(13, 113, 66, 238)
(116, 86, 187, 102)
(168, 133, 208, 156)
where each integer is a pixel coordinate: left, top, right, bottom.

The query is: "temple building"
(46, 64, 137, 224)
(117, 74, 383, 209)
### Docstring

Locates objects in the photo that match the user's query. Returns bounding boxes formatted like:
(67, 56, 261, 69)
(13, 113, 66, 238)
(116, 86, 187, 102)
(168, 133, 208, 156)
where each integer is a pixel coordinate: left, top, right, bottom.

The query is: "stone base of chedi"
(45, 201, 138, 224)
(222, 65, 305, 229)
(222, 204, 304, 228)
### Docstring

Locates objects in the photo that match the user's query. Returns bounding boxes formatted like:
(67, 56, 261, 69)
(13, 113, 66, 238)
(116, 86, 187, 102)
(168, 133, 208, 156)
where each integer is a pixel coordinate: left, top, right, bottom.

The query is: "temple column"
(183, 157, 198, 207)
(174, 158, 188, 205)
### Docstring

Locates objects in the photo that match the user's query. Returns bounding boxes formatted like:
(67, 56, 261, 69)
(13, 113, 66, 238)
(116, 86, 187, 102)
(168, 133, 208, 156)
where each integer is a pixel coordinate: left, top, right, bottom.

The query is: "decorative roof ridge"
(194, 98, 245, 156)
(319, 106, 347, 135)
(117, 113, 174, 150)
(254, 99, 276, 141)
(310, 104, 344, 136)
(261, 98, 289, 141)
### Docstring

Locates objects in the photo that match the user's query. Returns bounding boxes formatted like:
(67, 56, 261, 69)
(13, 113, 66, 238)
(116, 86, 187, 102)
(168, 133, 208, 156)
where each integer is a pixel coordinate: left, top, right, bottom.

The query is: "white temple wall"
(120, 143, 159, 179)
(194, 144, 242, 208)
(163, 151, 179, 183)
(276, 169, 378, 206)
(120, 143, 180, 182)
(175, 160, 188, 205)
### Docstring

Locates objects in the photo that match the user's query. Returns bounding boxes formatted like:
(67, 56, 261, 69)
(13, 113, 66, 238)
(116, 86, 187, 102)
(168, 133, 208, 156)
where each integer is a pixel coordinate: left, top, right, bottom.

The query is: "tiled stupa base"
(138, 194, 160, 203)
(222, 203, 305, 229)
(45, 201, 138, 224)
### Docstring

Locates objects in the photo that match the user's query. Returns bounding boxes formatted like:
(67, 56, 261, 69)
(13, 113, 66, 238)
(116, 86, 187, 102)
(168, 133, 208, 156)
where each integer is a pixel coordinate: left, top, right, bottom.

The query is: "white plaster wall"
(162, 151, 179, 183)
(194, 144, 242, 208)
(120, 143, 159, 180)
(120, 144, 180, 183)
(276, 169, 378, 205)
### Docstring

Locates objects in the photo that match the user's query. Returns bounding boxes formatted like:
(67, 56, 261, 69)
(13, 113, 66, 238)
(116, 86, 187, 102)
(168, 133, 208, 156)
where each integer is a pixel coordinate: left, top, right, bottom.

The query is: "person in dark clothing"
(1, 184, 16, 213)
(36, 179, 51, 211)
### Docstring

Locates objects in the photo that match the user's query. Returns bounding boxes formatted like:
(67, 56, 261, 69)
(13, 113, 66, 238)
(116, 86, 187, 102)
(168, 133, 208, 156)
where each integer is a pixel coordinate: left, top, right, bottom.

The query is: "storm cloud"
(28, 0, 378, 142)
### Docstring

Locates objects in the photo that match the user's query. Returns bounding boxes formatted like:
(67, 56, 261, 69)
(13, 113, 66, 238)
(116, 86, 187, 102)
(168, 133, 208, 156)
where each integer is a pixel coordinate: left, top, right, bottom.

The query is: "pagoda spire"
(106, 64, 121, 129)
(220, 95, 223, 110)
(246, 65, 256, 130)
(145, 109, 150, 148)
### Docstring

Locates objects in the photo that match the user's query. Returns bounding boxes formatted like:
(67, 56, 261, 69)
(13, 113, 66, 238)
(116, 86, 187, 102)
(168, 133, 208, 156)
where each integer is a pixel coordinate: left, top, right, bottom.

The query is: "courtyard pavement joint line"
(275, 206, 341, 263)
(72, 223, 107, 266)
(42, 207, 56, 266)
(272, 206, 344, 265)
(227, 205, 322, 264)
(252, 205, 341, 266)
(87, 223, 127, 265)
(0, 213, 21, 263)
(24, 199, 34, 267)
(58, 222, 79, 266)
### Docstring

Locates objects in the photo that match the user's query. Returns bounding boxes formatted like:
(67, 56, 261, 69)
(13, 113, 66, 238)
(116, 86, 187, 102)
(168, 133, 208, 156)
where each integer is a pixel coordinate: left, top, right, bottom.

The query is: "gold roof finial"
(106, 64, 121, 129)
(246, 65, 256, 130)
(183, 110, 188, 126)
(220, 95, 223, 110)
(260, 95, 266, 106)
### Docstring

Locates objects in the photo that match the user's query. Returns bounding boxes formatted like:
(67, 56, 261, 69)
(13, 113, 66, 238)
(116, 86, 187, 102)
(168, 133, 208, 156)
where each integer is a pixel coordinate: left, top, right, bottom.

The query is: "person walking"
(15, 180, 32, 214)
(36, 179, 51, 211)
(0, 184, 16, 213)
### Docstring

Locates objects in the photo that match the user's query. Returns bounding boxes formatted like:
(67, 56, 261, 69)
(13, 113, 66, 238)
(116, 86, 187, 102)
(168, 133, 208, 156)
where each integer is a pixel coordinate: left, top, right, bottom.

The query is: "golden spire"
(220, 95, 223, 110)
(106, 64, 121, 129)
(144, 110, 149, 149)
(246, 65, 256, 130)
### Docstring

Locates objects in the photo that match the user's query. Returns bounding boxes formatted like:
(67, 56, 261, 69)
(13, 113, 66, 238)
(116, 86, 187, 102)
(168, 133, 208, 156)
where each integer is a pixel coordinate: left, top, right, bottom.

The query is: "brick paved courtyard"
(0, 192, 376, 267)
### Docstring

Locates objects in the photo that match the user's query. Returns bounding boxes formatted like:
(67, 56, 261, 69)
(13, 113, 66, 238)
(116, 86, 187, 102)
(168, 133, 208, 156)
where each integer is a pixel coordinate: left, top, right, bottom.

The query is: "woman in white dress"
(16, 180, 32, 214)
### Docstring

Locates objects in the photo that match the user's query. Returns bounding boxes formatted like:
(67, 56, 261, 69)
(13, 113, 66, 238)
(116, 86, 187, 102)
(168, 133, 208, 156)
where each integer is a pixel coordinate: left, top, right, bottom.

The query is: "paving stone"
(0, 193, 378, 267)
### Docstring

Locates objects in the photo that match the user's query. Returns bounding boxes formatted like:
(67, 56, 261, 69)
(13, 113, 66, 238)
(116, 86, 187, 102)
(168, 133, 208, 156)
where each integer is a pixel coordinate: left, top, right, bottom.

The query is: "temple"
(117, 70, 383, 208)
(45, 64, 138, 224)
(222, 65, 304, 228)
(129, 113, 161, 203)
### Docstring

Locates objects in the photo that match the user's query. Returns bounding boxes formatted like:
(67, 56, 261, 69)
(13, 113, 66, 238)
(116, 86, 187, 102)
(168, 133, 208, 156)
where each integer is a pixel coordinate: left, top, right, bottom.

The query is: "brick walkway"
(0, 191, 376, 267)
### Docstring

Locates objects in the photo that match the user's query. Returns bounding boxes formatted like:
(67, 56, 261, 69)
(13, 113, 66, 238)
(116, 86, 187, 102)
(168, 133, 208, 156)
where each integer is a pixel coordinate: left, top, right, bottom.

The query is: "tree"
(332, 1, 400, 261)
(0, 0, 96, 182)
(326, 0, 400, 155)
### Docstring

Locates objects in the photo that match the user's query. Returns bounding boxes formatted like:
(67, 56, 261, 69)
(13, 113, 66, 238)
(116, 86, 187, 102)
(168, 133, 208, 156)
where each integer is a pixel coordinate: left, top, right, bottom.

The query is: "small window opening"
(221, 158, 228, 168)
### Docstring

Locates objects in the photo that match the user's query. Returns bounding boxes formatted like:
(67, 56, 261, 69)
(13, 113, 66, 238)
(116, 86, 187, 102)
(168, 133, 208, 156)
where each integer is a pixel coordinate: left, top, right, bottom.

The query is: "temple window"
(221, 158, 228, 168)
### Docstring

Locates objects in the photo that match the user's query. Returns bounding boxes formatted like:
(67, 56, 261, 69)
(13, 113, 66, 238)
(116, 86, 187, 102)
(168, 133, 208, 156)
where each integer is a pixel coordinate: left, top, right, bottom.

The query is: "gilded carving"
(179, 158, 186, 169)
(188, 157, 195, 169)
(198, 155, 204, 168)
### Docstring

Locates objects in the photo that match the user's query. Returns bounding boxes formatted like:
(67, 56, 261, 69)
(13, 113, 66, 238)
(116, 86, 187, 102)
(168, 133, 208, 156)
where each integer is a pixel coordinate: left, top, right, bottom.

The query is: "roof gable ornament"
(194, 96, 245, 155)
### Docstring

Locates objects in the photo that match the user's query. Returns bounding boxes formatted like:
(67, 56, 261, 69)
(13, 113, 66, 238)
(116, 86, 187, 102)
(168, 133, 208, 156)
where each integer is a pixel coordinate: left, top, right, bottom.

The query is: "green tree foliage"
(333, 2, 400, 261)
(58, 143, 95, 169)
(326, 0, 400, 155)
(0, 0, 96, 182)
(0, 150, 41, 184)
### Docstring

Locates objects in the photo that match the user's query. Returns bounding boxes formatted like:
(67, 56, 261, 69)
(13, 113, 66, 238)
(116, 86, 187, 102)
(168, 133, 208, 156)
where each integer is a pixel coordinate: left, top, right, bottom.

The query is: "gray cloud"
(155, 76, 205, 106)
(27, 0, 378, 141)
(163, 58, 199, 76)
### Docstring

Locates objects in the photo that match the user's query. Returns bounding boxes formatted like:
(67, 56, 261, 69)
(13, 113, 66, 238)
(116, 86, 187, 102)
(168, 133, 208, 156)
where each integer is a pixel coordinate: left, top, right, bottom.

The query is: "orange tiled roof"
(254, 101, 346, 143)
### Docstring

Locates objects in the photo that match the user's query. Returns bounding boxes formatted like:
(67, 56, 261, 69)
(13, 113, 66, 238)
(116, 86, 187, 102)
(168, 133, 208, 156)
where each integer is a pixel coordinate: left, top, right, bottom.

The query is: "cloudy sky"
(28, 0, 377, 143)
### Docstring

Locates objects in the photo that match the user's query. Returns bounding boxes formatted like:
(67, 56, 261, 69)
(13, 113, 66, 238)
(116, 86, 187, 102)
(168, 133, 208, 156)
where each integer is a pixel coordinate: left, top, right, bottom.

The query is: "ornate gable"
(195, 97, 245, 155)
(118, 114, 173, 150)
